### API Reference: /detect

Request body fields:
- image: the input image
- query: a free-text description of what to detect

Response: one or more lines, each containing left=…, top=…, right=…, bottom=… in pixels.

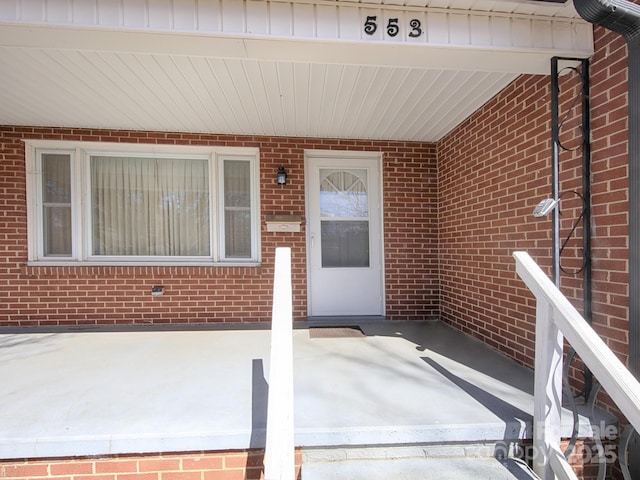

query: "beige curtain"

left=91, top=156, right=210, bottom=256
left=223, top=160, right=251, bottom=258
left=42, top=153, right=72, bottom=256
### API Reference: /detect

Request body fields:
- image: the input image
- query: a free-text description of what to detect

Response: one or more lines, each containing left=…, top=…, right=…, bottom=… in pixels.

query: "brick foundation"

left=0, top=450, right=302, bottom=480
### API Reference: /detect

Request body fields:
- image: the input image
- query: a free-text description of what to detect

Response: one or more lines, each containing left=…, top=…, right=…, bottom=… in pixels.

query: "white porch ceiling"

left=0, top=0, right=593, bottom=142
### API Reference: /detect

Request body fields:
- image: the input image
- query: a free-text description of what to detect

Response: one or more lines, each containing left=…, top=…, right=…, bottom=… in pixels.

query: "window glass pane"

left=321, top=220, right=370, bottom=268
left=91, top=156, right=210, bottom=256
left=42, top=153, right=72, bottom=256
left=320, top=169, right=368, bottom=218
left=223, top=160, right=251, bottom=258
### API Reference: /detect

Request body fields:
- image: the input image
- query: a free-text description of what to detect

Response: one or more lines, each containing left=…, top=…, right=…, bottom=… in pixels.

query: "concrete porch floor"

left=0, top=320, right=605, bottom=460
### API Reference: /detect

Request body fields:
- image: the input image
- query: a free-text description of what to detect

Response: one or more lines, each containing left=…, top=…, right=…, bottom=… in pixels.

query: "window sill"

left=26, top=260, right=262, bottom=268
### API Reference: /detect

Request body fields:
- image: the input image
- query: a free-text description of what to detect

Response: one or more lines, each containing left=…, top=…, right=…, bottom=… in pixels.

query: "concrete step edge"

left=302, top=441, right=520, bottom=463
left=300, top=456, right=541, bottom=480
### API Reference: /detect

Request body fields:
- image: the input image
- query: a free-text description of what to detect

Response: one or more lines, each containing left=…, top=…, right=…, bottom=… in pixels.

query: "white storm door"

left=306, top=153, right=384, bottom=317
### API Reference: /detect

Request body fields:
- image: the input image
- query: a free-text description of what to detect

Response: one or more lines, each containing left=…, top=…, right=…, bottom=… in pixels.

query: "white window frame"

left=24, top=140, right=261, bottom=266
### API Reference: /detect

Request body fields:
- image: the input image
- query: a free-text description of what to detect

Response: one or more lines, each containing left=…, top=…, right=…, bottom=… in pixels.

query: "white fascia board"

left=0, top=0, right=594, bottom=75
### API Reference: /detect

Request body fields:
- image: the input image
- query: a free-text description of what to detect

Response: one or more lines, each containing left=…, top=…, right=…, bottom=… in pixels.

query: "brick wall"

left=438, top=24, right=630, bottom=371
left=0, top=128, right=438, bottom=326
left=0, top=449, right=302, bottom=480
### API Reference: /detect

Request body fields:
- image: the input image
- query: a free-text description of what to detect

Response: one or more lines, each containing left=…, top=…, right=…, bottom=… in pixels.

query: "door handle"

left=310, top=233, right=315, bottom=248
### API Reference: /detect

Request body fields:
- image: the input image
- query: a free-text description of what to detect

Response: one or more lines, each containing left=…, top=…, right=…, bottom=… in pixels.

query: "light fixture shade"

left=277, top=165, right=287, bottom=185
left=533, top=198, right=559, bottom=217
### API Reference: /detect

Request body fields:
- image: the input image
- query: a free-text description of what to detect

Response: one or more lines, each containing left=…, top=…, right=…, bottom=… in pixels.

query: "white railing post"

left=514, top=250, right=640, bottom=480
left=533, top=295, right=564, bottom=480
left=263, top=247, right=295, bottom=480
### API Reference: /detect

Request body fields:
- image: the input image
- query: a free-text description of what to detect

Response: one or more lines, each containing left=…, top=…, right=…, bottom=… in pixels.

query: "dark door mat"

left=308, top=326, right=365, bottom=338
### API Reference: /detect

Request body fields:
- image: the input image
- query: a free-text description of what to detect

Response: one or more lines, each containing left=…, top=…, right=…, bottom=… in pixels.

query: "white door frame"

left=304, top=149, right=385, bottom=317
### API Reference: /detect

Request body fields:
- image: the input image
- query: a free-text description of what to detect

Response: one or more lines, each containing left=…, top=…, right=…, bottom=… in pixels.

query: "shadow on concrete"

left=422, top=356, right=537, bottom=479
left=250, top=359, right=268, bottom=477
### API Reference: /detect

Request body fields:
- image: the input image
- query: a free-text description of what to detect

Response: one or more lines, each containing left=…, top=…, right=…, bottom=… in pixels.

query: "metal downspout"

left=573, top=0, right=640, bottom=475
left=573, top=0, right=640, bottom=378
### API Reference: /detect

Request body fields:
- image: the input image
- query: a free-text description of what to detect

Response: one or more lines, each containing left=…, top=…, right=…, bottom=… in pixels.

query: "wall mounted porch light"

left=276, top=165, right=288, bottom=185
left=532, top=198, right=559, bottom=218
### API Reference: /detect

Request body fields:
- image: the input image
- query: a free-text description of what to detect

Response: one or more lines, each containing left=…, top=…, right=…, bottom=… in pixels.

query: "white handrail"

left=514, top=251, right=640, bottom=480
left=263, top=247, right=295, bottom=480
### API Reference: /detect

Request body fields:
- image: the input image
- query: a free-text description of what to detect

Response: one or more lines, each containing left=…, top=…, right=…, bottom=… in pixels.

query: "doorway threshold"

left=306, top=316, right=386, bottom=327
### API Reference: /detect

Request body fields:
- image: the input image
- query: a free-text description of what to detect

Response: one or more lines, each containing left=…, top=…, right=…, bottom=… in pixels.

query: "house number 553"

left=363, top=16, right=423, bottom=38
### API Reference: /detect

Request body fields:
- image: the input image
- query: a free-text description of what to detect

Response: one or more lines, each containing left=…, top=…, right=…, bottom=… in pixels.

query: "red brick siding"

left=438, top=25, right=630, bottom=371
left=0, top=449, right=302, bottom=480
left=0, top=128, right=438, bottom=326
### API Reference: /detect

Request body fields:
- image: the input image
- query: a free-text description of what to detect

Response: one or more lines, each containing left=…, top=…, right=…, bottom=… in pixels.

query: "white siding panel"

left=398, top=69, right=447, bottom=140
left=532, top=20, right=553, bottom=50
left=96, top=52, right=174, bottom=130
left=221, top=0, right=245, bottom=33
left=132, top=54, right=196, bottom=130
left=512, top=18, right=531, bottom=48
left=427, top=12, right=448, bottom=44
left=406, top=12, right=426, bottom=44
left=360, top=8, right=382, bottom=41
left=307, top=63, right=328, bottom=136
left=154, top=55, right=212, bottom=130
left=381, top=69, right=428, bottom=139
left=240, top=60, right=272, bottom=134
left=1, top=1, right=592, bottom=59
left=390, top=69, right=440, bottom=139
left=53, top=50, right=151, bottom=127
left=19, top=0, right=44, bottom=22
left=381, top=9, right=403, bottom=42
left=148, top=0, right=171, bottom=30
left=71, top=0, right=95, bottom=25
left=45, top=0, right=69, bottom=23
left=552, top=21, right=573, bottom=50
left=192, top=57, right=242, bottom=132
left=259, top=60, right=287, bottom=135
left=470, top=14, right=491, bottom=46
left=175, top=56, right=229, bottom=130
left=574, top=23, right=593, bottom=52
left=173, top=0, right=197, bottom=31
left=269, top=2, right=293, bottom=36
left=211, top=60, right=252, bottom=133
left=96, top=0, right=121, bottom=27
left=490, top=16, right=511, bottom=47
left=341, top=66, right=378, bottom=138
left=449, top=13, right=470, bottom=46
left=224, top=59, right=264, bottom=134
left=246, top=1, right=268, bottom=35
left=0, top=47, right=77, bottom=126
left=361, top=68, right=410, bottom=135
left=327, top=66, right=358, bottom=137
left=123, top=0, right=146, bottom=29
left=0, top=1, right=17, bottom=21
left=197, top=0, right=221, bottom=33
left=338, top=6, right=360, bottom=41
left=345, top=67, right=395, bottom=139
left=293, top=3, right=315, bottom=38
left=316, top=4, right=338, bottom=39
left=292, top=62, right=311, bottom=137
left=317, top=64, right=347, bottom=136
left=276, top=62, right=298, bottom=136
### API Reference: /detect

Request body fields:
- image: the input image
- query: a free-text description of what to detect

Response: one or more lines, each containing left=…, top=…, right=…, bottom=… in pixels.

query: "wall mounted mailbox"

left=265, top=215, right=302, bottom=232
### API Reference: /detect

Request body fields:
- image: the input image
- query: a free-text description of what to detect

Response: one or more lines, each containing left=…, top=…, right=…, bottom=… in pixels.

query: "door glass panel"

left=319, top=169, right=370, bottom=268
left=320, top=169, right=368, bottom=217
left=321, top=221, right=369, bottom=267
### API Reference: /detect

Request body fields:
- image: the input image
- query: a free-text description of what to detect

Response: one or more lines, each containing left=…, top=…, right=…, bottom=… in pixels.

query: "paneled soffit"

left=0, top=0, right=593, bottom=142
